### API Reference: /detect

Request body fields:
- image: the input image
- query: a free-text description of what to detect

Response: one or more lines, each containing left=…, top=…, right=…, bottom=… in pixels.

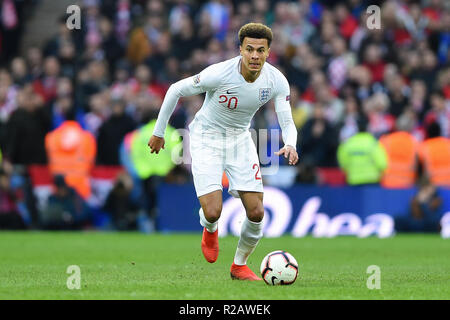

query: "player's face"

left=240, top=37, right=270, bottom=76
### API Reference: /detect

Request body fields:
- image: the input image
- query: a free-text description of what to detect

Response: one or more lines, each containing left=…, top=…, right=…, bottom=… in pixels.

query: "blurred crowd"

left=0, top=0, right=449, bottom=231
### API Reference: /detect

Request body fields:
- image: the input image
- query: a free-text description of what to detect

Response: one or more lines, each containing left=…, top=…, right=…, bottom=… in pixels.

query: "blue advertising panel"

left=157, top=184, right=450, bottom=238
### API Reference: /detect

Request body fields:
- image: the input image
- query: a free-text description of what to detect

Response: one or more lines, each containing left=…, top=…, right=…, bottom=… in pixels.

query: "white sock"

left=234, top=218, right=263, bottom=265
left=199, top=207, right=218, bottom=233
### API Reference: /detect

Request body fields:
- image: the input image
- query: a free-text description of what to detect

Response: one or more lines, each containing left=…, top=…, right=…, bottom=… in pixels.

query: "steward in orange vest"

left=45, top=121, right=96, bottom=199
left=380, top=131, right=419, bottom=188
left=418, top=122, right=450, bottom=187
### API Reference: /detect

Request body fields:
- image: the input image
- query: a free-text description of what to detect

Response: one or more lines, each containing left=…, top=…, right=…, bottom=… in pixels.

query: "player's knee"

left=246, top=205, right=264, bottom=223
left=203, top=205, right=222, bottom=223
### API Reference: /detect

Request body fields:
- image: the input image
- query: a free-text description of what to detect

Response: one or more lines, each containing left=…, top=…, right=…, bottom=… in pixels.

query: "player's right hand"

left=148, top=135, right=165, bottom=154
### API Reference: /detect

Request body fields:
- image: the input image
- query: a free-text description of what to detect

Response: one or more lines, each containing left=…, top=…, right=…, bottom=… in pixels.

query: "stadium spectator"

left=126, top=13, right=155, bottom=65
left=84, top=91, right=110, bottom=136
left=412, top=49, right=440, bottom=95
left=309, top=18, right=336, bottom=62
left=147, top=31, right=173, bottom=78
left=0, top=169, right=25, bottom=230
left=337, top=119, right=387, bottom=185
left=170, top=15, right=199, bottom=63
left=32, top=56, right=60, bottom=104
left=113, top=0, right=132, bottom=46
left=131, top=64, right=166, bottom=103
left=0, top=69, right=18, bottom=150
left=128, top=117, right=181, bottom=220
left=76, top=60, right=109, bottom=111
left=379, top=121, right=420, bottom=189
left=0, top=69, right=18, bottom=121
left=4, top=83, right=50, bottom=165
left=295, top=158, right=318, bottom=184
left=103, top=171, right=140, bottom=231
left=57, top=41, right=78, bottom=80
left=334, top=2, right=358, bottom=40
left=337, top=95, right=365, bottom=142
left=96, top=98, right=136, bottom=165
left=418, top=122, right=450, bottom=187
left=282, top=2, right=315, bottom=47
left=424, top=90, right=450, bottom=138
left=435, top=9, right=450, bottom=65
left=398, top=106, right=425, bottom=141
left=198, top=0, right=231, bottom=42
left=408, top=79, right=428, bottom=122
left=385, top=73, right=409, bottom=118
left=50, top=94, right=85, bottom=131
left=364, top=92, right=395, bottom=138
left=43, top=15, right=76, bottom=58
left=327, top=36, right=355, bottom=91
left=45, top=120, right=97, bottom=199
left=290, top=85, right=310, bottom=129
left=437, top=68, right=450, bottom=100
left=10, top=57, right=30, bottom=86
left=25, top=46, right=44, bottom=80
left=286, top=44, right=320, bottom=93
left=299, top=103, right=338, bottom=167
left=49, top=77, right=85, bottom=130
left=315, top=81, right=345, bottom=125
left=98, top=16, right=125, bottom=75
left=362, top=43, right=386, bottom=84
left=300, top=69, right=335, bottom=105
left=0, top=0, right=26, bottom=64
left=347, top=64, right=373, bottom=101
left=39, top=175, right=91, bottom=230
left=395, top=178, right=442, bottom=232
left=358, top=19, right=397, bottom=65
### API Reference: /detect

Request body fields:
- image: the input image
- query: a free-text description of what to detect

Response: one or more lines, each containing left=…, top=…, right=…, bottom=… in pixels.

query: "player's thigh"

left=198, top=190, right=223, bottom=222
left=225, top=133, right=263, bottom=198
left=190, top=132, right=225, bottom=198
left=238, top=191, right=264, bottom=222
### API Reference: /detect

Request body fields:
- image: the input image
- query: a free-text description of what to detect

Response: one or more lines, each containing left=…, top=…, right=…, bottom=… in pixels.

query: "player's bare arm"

left=148, top=135, right=165, bottom=154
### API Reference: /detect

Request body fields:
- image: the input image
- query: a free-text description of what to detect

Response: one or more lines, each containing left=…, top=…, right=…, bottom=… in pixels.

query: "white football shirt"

left=153, top=56, right=297, bottom=147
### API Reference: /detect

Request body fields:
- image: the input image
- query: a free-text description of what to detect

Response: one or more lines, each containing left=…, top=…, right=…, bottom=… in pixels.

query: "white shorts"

left=189, top=121, right=263, bottom=198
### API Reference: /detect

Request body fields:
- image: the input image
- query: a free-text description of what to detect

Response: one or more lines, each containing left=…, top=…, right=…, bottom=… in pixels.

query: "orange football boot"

left=201, top=228, right=219, bottom=263
left=230, top=262, right=262, bottom=281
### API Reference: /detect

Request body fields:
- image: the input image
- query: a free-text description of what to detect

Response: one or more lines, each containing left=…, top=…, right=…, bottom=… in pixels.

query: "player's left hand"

left=275, top=145, right=298, bottom=165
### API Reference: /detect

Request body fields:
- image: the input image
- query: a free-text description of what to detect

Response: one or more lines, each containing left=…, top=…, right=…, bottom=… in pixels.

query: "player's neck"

left=240, top=61, right=261, bottom=83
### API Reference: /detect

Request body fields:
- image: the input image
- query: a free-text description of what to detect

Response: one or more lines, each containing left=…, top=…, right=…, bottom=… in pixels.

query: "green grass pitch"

left=0, top=232, right=449, bottom=300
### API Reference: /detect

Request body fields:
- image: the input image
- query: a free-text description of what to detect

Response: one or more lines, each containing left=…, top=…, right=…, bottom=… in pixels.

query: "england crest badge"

left=259, top=88, right=271, bottom=104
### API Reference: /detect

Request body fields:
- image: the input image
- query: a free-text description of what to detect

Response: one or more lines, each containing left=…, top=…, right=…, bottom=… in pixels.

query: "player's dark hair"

left=238, top=23, right=273, bottom=47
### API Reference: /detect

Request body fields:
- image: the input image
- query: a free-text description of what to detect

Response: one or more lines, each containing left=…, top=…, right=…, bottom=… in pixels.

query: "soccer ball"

left=260, top=250, right=299, bottom=285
